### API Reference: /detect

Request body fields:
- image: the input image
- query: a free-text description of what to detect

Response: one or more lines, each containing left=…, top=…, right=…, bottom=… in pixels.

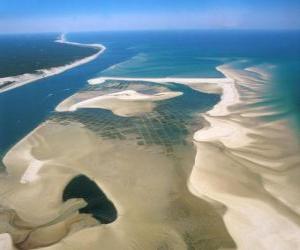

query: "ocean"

left=1, top=31, right=299, bottom=157
left=0, top=30, right=300, bottom=249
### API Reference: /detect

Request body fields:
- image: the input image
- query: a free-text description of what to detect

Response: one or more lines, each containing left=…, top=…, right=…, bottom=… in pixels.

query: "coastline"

left=0, top=34, right=106, bottom=93
left=1, top=58, right=300, bottom=249
left=190, top=64, right=300, bottom=250
left=0, top=81, right=232, bottom=249
left=88, top=62, right=300, bottom=249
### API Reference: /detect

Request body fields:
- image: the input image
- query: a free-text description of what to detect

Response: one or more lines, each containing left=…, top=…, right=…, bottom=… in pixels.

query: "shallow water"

left=0, top=81, right=233, bottom=249
left=52, top=80, right=219, bottom=148
left=1, top=30, right=300, bottom=249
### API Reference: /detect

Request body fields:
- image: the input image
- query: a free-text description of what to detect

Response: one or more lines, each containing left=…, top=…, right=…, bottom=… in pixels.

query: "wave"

left=0, top=34, right=106, bottom=93
left=100, top=53, right=148, bottom=76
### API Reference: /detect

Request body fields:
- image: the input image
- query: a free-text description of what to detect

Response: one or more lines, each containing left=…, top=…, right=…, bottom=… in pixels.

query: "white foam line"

left=0, top=33, right=106, bottom=93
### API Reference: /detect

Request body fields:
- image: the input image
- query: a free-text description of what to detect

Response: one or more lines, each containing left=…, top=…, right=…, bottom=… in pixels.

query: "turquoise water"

left=1, top=30, right=300, bottom=158
left=272, top=61, right=300, bottom=132
left=1, top=30, right=300, bottom=249
left=51, top=80, right=219, bottom=152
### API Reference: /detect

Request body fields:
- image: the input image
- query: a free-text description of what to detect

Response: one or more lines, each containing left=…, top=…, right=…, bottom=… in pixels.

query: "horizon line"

left=1, top=27, right=300, bottom=35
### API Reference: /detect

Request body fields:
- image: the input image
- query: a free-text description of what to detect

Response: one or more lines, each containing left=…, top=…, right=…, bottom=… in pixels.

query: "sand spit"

left=56, top=89, right=183, bottom=116
left=88, top=76, right=232, bottom=86
left=0, top=34, right=106, bottom=93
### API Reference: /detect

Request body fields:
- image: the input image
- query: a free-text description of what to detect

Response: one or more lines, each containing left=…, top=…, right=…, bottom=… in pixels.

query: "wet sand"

left=0, top=80, right=233, bottom=249
left=88, top=63, right=300, bottom=249
left=189, top=63, right=300, bottom=250
left=1, top=60, right=299, bottom=250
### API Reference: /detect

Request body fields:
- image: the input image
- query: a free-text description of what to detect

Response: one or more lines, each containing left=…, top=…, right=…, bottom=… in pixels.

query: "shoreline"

left=191, top=64, right=300, bottom=250
left=88, top=63, right=300, bottom=249
left=56, top=89, right=183, bottom=116
left=2, top=58, right=300, bottom=249
left=0, top=76, right=232, bottom=249
left=87, top=73, right=236, bottom=115
left=0, top=34, right=106, bottom=93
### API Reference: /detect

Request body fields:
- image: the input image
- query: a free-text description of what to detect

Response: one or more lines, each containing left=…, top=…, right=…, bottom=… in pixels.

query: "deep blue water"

left=1, top=30, right=300, bottom=159
left=0, top=33, right=98, bottom=77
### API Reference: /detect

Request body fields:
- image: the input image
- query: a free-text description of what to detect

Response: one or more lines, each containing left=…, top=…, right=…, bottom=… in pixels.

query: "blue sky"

left=0, top=0, right=300, bottom=33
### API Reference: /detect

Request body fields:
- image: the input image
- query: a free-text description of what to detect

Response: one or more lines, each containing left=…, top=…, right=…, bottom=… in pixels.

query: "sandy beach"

left=0, top=34, right=106, bottom=93
left=87, top=63, right=300, bottom=249
left=1, top=60, right=300, bottom=249
left=0, top=74, right=234, bottom=249
left=189, top=64, right=300, bottom=250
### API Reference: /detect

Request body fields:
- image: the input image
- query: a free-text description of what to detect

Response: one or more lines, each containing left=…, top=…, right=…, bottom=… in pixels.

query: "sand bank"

left=0, top=34, right=106, bottom=93
left=1, top=120, right=232, bottom=249
left=188, top=63, right=300, bottom=250
left=56, top=89, right=182, bottom=116
left=88, top=75, right=236, bottom=116
left=88, top=76, right=232, bottom=85
left=2, top=59, right=299, bottom=249
left=89, top=65, right=300, bottom=249
left=0, top=122, right=101, bottom=248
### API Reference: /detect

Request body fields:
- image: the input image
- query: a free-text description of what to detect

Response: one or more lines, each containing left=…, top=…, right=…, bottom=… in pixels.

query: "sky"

left=0, top=0, right=300, bottom=33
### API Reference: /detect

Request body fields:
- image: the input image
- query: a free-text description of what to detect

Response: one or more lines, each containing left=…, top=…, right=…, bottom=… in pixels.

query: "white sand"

left=20, top=159, right=44, bottom=184
left=88, top=76, right=232, bottom=85
left=1, top=120, right=231, bottom=249
left=193, top=115, right=253, bottom=149
left=2, top=59, right=300, bottom=249
left=56, top=89, right=183, bottom=116
left=89, top=66, right=300, bottom=249
left=0, top=34, right=106, bottom=93
left=0, top=234, right=15, bottom=250
left=87, top=76, right=236, bottom=116
left=188, top=63, right=300, bottom=250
